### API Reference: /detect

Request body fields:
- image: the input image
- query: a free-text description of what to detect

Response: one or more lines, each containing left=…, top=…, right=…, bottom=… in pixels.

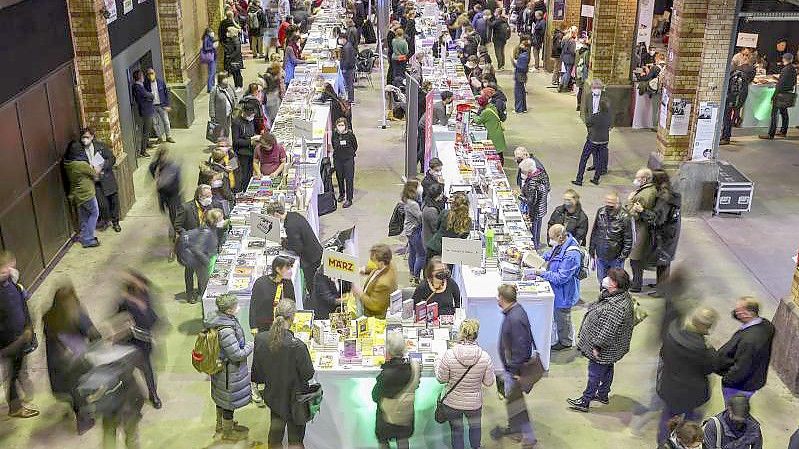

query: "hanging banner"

left=580, top=5, right=594, bottom=17
left=691, top=102, right=719, bottom=161
left=552, top=0, right=565, bottom=20
left=636, top=0, right=654, bottom=46
left=441, top=238, right=483, bottom=267
left=105, top=0, right=118, bottom=23
left=669, top=98, right=691, bottom=136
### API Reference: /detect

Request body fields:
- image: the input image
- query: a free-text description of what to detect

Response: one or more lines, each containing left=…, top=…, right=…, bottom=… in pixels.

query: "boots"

left=214, top=408, right=223, bottom=436
left=220, top=419, right=248, bottom=442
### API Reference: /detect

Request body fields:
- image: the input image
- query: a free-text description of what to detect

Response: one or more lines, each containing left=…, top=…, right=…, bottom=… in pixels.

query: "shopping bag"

left=205, top=120, right=219, bottom=143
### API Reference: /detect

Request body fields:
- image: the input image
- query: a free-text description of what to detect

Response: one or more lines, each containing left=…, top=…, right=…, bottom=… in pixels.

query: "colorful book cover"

left=343, top=338, right=358, bottom=358
left=415, top=301, right=428, bottom=323
left=426, top=303, right=439, bottom=326
left=291, top=310, right=315, bottom=334
left=408, top=352, right=422, bottom=364
left=402, top=299, right=414, bottom=320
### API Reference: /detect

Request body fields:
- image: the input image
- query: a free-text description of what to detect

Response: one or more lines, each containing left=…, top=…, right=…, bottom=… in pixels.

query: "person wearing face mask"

left=421, top=183, right=446, bottom=255
left=547, top=189, right=589, bottom=245
left=588, top=192, right=633, bottom=283
left=239, top=83, right=267, bottom=133
left=519, top=158, right=549, bottom=248
left=223, top=25, right=245, bottom=91
left=67, top=127, right=121, bottom=233
left=249, top=256, right=297, bottom=333
left=209, top=71, right=238, bottom=139
left=131, top=69, right=155, bottom=157
left=624, top=168, right=657, bottom=292
left=513, top=147, right=549, bottom=191
left=231, top=105, right=259, bottom=191
left=177, top=207, right=222, bottom=303
left=0, top=251, right=40, bottom=419
left=207, top=172, right=234, bottom=217
left=351, top=244, right=398, bottom=318
left=176, top=185, right=220, bottom=235
left=567, top=268, right=635, bottom=412
left=412, top=257, right=462, bottom=316
left=201, top=28, right=219, bottom=93
left=64, top=145, right=101, bottom=248
left=512, top=41, right=530, bottom=113
left=400, top=180, right=425, bottom=284
left=529, top=224, right=582, bottom=351
left=264, top=202, right=323, bottom=295
left=715, top=297, right=775, bottom=404
left=656, top=307, right=718, bottom=444
left=422, top=158, right=445, bottom=198
left=144, top=68, right=174, bottom=144
left=208, top=293, right=254, bottom=442
left=572, top=79, right=613, bottom=186
left=338, top=33, right=357, bottom=104
left=253, top=132, right=287, bottom=179
left=659, top=416, right=704, bottom=449
left=331, top=117, right=358, bottom=207
left=702, top=395, right=763, bottom=449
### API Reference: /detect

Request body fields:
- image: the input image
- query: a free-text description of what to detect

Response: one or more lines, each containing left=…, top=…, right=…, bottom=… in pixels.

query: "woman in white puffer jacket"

left=435, top=319, right=496, bottom=449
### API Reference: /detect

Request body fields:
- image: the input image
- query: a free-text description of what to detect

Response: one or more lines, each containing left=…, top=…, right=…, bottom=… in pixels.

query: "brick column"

left=157, top=0, right=196, bottom=127
left=544, top=0, right=581, bottom=71
left=67, top=0, right=135, bottom=217
left=587, top=0, right=638, bottom=125
left=208, top=0, right=224, bottom=40
left=656, top=0, right=735, bottom=163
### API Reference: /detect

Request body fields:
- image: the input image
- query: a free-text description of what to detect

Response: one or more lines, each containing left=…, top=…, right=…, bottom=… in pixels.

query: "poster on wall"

left=553, top=0, right=565, bottom=20
left=580, top=5, right=594, bottom=17
left=669, top=98, right=691, bottom=136
left=636, top=0, right=654, bottom=46
left=691, top=102, right=719, bottom=161
left=105, top=0, right=118, bottom=23
left=659, top=89, right=670, bottom=129
left=123, top=0, right=133, bottom=13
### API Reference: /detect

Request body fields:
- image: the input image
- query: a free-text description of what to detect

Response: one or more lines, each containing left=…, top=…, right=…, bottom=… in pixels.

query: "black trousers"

left=334, top=157, right=355, bottom=201
left=630, top=259, right=644, bottom=290
left=237, top=154, right=253, bottom=192
left=96, top=189, right=120, bottom=224
left=160, top=193, right=181, bottom=241
left=140, top=115, right=155, bottom=154
left=134, top=346, right=157, bottom=399
left=494, top=41, right=506, bottom=69
left=301, top=260, right=319, bottom=295
left=230, top=68, right=243, bottom=89
left=268, top=411, right=306, bottom=446
left=185, top=265, right=210, bottom=298
left=3, top=354, right=25, bottom=412
left=575, top=140, right=608, bottom=183
left=768, top=105, right=789, bottom=137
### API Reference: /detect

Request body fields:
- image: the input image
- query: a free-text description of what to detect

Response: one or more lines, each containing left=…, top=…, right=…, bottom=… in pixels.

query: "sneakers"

left=337, top=196, right=345, bottom=203
left=571, top=180, right=583, bottom=187
left=112, top=222, right=122, bottom=233
left=166, top=137, right=176, bottom=143
left=81, top=239, right=100, bottom=248
left=567, top=397, right=590, bottom=412
left=9, top=407, right=39, bottom=418
left=551, top=343, right=573, bottom=351
left=719, top=138, right=730, bottom=145
left=343, top=200, right=352, bottom=208
left=758, top=134, right=774, bottom=140
left=589, top=178, right=600, bottom=186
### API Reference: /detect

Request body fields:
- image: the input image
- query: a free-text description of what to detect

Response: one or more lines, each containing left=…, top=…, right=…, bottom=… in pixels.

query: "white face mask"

left=416, top=185, right=424, bottom=198
left=549, top=238, right=560, bottom=247
left=211, top=179, right=223, bottom=188
left=592, top=89, right=602, bottom=96
left=601, top=277, right=612, bottom=290
left=216, top=220, right=226, bottom=229
left=81, top=137, right=92, bottom=147
left=199, top=197, right=213, bottom=207
left=337, top=126, right=346, bottom=133
left=633, top=179, right=642, bottom=187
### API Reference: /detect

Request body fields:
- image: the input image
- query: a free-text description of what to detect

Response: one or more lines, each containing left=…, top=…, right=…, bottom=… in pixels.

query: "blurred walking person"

left=148, top=148, right=182, bottom=245
left=568, top=268, right=635, bottom=412
left=43, top=282, right=100, bottom=432
left=253, top=299, right=315, bottom=448
left=209, top=293, right=254, bottom=442
left=641, top=170, right=682, bottom=297
left=625, top=168, right=658, bottom=292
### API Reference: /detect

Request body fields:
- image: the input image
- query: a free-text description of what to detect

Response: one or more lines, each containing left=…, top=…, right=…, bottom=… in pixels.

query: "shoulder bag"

left=773, top=87, right=797, bottom=109
left=435, top=361, right=475, bottom=423
left=516, top=336, right=545, bottom=394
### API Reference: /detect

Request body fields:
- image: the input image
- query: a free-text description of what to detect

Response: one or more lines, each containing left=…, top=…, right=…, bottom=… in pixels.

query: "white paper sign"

left=441, top=238, right=483, bottom=267
left=322, top=249, right=359, bottom=282
left=105, top=0, right=118, bottom=23
left=636, top=0, right=654, bottom=45
left=580, top=4, right=594, bottom=17
left=123, top=0, right=134, bottom=13
left=659, top=89, right=670, bottom=130
left=249, top=212, right=281, bottom=243
left=669, top=98, right=691, bottom=136
left=736, top=32, right=758, bottom=49
left=691, top=101, right=719, bottom=160
left=294, top=118, right=313, bottom=141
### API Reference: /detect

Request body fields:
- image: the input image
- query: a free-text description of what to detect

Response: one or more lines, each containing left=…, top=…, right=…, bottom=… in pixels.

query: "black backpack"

left=388, top=202, right=405, bottom=237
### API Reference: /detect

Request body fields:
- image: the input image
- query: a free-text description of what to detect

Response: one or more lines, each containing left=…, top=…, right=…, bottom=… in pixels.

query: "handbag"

left=317, top=190, right=338, bottom=216
left=22, top=331, right=39, bottom=355
left=516, top=337, right=545, bottom=394
left=206, top=120, right=219, bottom=143
left=773, top=91, right=797, bottom=108
left=291, top=383, right=324, bottom=423
left=434, top=362, right=475, bottom=423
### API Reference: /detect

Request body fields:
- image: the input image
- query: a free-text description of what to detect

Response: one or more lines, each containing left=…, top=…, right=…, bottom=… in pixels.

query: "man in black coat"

left=265, top=202, right=323, bottom=295
left=131, top=69, right=155, bottom=158
left=231, top=105, right=258, bottom=192
left=67, top=127, right=121, bottom=232
left=175, top=185, right=221, bottom=234
left=716, top=297, right=775, bottom=403
left=588, top=192, right=632, bottom=283
left=656, top=307, right=718, bottom=443
left=573, top=79, right=613, bottom=186
left=759, top=53, right=797, bottom=140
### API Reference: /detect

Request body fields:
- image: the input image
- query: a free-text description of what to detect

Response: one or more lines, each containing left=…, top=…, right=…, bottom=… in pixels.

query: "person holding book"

left=412, top=257, right=462, bottom=316
left=249, top=255, right=296, bottom=333
left=435, top=319, right=495, bottom=449
left=352, top=244, right=398, bottom=319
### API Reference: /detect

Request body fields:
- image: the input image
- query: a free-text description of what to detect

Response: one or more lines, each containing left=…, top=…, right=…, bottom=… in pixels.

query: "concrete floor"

left=2, top=42, right=799, bottom=449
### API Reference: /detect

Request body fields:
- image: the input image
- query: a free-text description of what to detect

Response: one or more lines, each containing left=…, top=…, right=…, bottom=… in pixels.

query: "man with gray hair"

left=572, top=79, right=612, bottom=186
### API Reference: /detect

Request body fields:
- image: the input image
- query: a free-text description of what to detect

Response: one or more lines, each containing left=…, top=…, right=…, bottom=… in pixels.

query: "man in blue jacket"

left=532, top=224, right=581, bottom=350
left=131, top=69, right=155, bottom=157
left=144, top=68, right=175, bottom=144
left=491, top=284, right=537, bottom=449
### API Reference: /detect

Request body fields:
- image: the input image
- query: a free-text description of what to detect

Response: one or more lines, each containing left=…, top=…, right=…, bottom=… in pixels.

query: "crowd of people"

left=3, top=0, right=797, bottom=448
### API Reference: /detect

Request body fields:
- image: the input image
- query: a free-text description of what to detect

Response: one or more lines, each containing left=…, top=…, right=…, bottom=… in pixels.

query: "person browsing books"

left=412, top=257, right=462, bottom=316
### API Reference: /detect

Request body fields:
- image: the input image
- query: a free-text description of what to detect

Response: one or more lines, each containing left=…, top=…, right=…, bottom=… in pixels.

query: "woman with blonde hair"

left=435, top=319, right=495, bottom=449
left=426, top=192, right=473, bottom=258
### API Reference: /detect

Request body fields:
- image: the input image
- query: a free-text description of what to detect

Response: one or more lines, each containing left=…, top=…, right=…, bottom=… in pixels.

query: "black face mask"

left=434, top=270, right=451, bottom=281
left=731, top=310, right=743, bottom=322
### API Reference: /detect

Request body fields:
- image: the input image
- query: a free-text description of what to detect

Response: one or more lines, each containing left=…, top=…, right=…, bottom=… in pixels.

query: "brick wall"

left=793, top=267, right=799, bottom=307
left=589, top=0, right=637, bottom=86
left=544, top=0, right=581, bottom=71
left=158, top=0, right=187, bottom=84
left=67, top=0, right=124, bottom=158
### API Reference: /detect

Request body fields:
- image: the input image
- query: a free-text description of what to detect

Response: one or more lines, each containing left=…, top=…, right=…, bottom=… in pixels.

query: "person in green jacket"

left=64, top=159, right=100, bottom=248
left=391, top=28, right=410, bottom=88
left=473, top=95, right=508, bottom=163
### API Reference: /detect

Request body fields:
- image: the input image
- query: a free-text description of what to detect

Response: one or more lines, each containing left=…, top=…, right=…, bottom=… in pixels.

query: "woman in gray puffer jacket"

left=210, top=293, right=254, bottom=442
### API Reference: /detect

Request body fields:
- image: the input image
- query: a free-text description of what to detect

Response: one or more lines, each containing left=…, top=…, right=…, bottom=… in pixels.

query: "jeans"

left=494, top=41, right=506, bottom=69
left=581, top=360, right=614, bottom=402
left=530, top=217, right=542, bottom=248
left=334, top=157, right=355, bottom=201
left=392, top=60, right=407, bottom=88
left=575, top=140, right=607, bottom=183
left=268, top=410, right=306, bottom=446
left=96, top=190, right=120, bottom=224
left=206, top=60, right=216, bottom=93
left=217, top=406, right=234, bottom=420
left=184, top=264, right=210, bottom=298
left=560, top=64, right=574, bottom=90
left=342, top=68, right=356, bottom=103
left=3, top=354, right=25, bottom=412
left=152, top=105, right=171, bottom=140
left=78, top=198, right=99, bottom=245
left=502, top=371, right=536, bottom=444
left=721, top=386, right=755, bottom=404
left=140, top=115, right=154, bottom=154
left=595, top=257, right=624, bottom=284
left=407, top=227, right=425, bottom=278
left=514, top=80, right=527, bottom=112
left=102, top=413, right=141, bottom=449
left=657, top=407, right=701, bottom=444
left=553, top=307, right=573, bottom=346
left=442, top=403, right=482, bottom=449
left=768, top=105, right=789, bottom=137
